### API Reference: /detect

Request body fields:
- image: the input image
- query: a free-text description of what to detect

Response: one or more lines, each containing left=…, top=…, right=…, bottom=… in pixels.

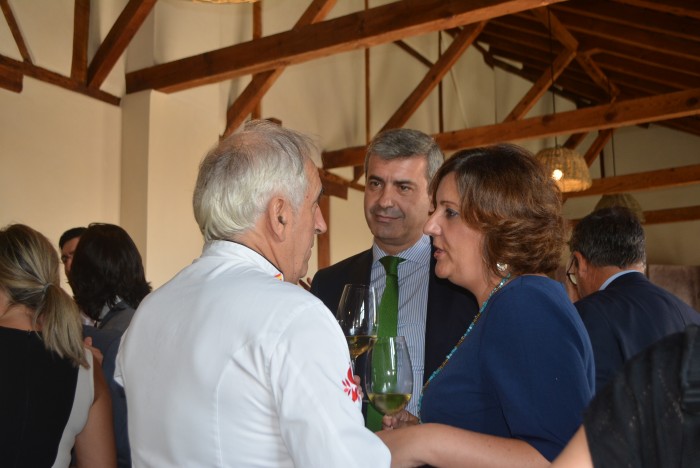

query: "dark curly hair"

left=69, top=223, right=151, bottom=321
left=430, top=144, right=565, bottom=279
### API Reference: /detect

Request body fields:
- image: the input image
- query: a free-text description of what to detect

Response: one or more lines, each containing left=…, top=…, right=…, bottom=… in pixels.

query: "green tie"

left=377, top=256, right=404, bottom=337
left=368, top=255, right=405, bottom=431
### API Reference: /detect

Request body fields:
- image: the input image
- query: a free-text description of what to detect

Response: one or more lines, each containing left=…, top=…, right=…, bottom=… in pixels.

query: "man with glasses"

left=568, top=206, right=700, bottom=393
left=59, top=226, right=86, bottom=278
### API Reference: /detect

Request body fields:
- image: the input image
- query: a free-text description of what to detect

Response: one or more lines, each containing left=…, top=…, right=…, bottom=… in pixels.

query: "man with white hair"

left=116, top=120, right=390, bottom=467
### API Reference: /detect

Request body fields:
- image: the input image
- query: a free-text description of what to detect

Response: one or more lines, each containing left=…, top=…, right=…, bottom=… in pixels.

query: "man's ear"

left=573, top=251, right=588, bottom=275
left=267, top=196, right=290, bottom=241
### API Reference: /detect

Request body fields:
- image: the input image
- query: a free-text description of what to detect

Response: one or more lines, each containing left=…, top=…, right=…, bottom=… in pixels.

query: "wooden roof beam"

left=529, top=7, right=620, bottom=99
left=0, top=61, right=22, bottom=92
left=126, top=0, right=565, bottom=94
left=564, top=132, right=588, bottom=150
left=570, top=205, right=700, bottom=225
left=610, top=0, right=700, bottom=21
left=0, top=55, right=120, bottom=105
left=224, top=0, right=337, bottom=138
left=566, top=163, right=700, bottom=198
left=558, top=12, right=700, bottom=62
left=71, top=0, right=90, bottom=82
left=322, top=88, right=700, bottom=168
left=0, top=0, right=31, bottom=63
left=381, top=22, right=485, bottom=131
left=87, top=0, right=157, bottom=89
left=552, top=1, right=700, bottom=41
left=582, top=129, right=613, bottom=166
left=643, top=205, right=700, bottom=225
left=503, top=48, right=576, bottom=122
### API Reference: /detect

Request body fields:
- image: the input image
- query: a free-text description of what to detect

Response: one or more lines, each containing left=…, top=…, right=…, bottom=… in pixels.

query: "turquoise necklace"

left=418, top=273, right=511, bottom=421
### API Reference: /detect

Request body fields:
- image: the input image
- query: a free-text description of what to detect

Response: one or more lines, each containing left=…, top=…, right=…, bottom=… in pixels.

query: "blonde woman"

left=0, top=224, right=116, bottom=468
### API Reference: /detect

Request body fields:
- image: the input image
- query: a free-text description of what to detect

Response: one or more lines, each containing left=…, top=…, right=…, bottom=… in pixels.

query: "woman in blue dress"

left=378, top=144, right=595, bottom=467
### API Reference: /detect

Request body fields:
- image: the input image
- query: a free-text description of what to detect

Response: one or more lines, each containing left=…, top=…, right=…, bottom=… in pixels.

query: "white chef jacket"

left=115, top=241, right=390, bottom=467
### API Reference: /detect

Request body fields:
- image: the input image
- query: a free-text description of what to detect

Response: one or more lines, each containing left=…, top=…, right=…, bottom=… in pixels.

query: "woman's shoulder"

left=499, top=274, right=567, bottom=303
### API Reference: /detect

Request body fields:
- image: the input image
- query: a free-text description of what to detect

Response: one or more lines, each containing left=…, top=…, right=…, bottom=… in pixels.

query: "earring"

left=496, top=262, right=508, bottom=273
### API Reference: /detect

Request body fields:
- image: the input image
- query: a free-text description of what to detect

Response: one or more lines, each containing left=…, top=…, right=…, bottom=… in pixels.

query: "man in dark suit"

left=568, top=206, right=700, bottom=393
left=83, top=325, right=131, bottom=468
left=311, top=128, right=478, bottom=419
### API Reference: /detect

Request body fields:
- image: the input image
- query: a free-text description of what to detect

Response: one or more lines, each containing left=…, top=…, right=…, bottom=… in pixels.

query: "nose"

left=377, top=187, right=394, bottom=208
left=423, top=211, right=440, bottom=236
left=315, top=205, right=327, bottom=235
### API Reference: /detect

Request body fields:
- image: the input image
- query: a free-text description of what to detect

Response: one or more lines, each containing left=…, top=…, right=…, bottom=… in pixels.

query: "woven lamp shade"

left=535, top=146, right=592, bottom=192
left=594, top=193, right=646, bottom=223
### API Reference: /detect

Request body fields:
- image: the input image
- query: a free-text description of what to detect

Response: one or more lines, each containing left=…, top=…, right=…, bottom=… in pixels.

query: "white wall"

left=1, top=0, right=699, bottom=291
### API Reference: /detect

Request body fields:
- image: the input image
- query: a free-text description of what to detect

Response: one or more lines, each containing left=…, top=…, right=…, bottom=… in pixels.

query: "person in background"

left=69, top=223, right=151, bottom=334
left=311, top=128, right=478, bottom=425
left=59, top=226, right=86, bottom=278
left=552, top=324, right=700, bottom=468
left=568, top=206, right=700, bottom=393
left=0, top=224, right=116, bottom=468
left=69, top=222, right=150, bottom=468
left=379, top=144, right=594, bottom=467
left=116, top=120, right=390, bottom=467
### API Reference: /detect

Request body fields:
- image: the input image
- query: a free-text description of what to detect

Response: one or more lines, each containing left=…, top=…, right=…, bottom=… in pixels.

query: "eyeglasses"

left=566, top=258, right=578, bottom=286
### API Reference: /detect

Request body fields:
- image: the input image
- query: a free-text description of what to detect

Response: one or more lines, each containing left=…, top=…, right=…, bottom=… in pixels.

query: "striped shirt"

left=371, top=234, right=431, bottom=414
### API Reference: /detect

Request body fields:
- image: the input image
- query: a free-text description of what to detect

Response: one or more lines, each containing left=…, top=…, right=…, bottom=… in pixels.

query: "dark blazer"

left=83, top=325, right=131, bottom=468
left=575, top=271, right=700, bottom=393
left=311, top=247, right=479, bottom=384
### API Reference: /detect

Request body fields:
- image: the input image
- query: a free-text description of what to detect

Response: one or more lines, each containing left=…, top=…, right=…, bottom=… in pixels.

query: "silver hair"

left=364, top=128, right=444, bottom=184
left=193, top=120, right=317, bottom=242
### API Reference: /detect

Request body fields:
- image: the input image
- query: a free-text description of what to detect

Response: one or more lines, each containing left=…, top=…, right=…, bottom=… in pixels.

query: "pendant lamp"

left=535, top=146, right=592, bottom=192
left=535, top=9, right=592, bottom=193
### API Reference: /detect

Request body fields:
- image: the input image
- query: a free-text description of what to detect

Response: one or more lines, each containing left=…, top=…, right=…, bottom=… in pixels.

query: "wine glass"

left=364, top=336, right=413, bottom=416
left=335, top=284, right=378, bottom=370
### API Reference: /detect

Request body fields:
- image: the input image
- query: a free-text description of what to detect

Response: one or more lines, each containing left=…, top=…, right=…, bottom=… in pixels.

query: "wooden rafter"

left=529, top=7, right=620, bottom=98
left=582, top=129, right=613, bottom=166
left=1, top=0, right=30, bottom=62
left=570, top=205, right=700, bottom=225
left=250, top=0, right=262, bottom=120
left=71, top=0, right=90, bottom=82
left=126, top=0, right=565, bottom=94
left=394, top=40, right=433, bottom=68
left=436, top=88, right=700, bottom=151
left=0, top=55, right=120, bottom=105
left=322, top=88, right=700, bottom=169
left=561, top=16, right=700, bottom=63
left=381, top=22, right=485, bottom=131
left=504, top=48, right=576, bottom=122
left=223, top=0, right=337, bottom=138
left=87, top=0, right=157, bottom=89
left=642, top=205, right=700, bottom=225
left=554, top=1, right=700, bottom=41
left=0, top=61, right=22, bottom=92
left=566, top=164, right=700, bottom=198
left=612, top=0, right=700, bottom=21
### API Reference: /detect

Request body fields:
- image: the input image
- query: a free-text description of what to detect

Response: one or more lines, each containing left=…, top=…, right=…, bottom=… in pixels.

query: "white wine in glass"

left=335, top=284, right=378, bottom=370
left=365, top=336, right=413, bottom=416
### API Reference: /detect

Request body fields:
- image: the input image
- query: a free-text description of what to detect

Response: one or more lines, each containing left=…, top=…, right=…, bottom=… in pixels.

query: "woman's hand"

left=382, top=409, right=419, bottom=430
left=83, top=336, right=104, bottom=366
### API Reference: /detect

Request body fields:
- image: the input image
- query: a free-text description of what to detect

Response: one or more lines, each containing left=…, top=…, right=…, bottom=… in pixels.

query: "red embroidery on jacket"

left=342, top=366, right=359, bottom=402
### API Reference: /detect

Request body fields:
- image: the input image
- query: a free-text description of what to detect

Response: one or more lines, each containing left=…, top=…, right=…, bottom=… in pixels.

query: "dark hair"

left=59, top=227, right=86, bottom=249
left=430, top=143, right=565, bottom=278
left=70, top=223, right=152, bottom=320
left=569, top=206, right=646, bottom=268
left=365, top=128, right=444, bottom=185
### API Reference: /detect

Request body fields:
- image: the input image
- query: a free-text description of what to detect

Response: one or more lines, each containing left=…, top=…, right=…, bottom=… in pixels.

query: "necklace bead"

left=418, top=273, right=511, bottom=421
